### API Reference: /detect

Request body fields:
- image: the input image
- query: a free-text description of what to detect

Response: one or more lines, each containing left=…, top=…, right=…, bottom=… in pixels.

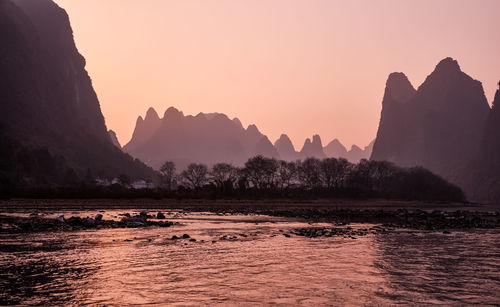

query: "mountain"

left=371, top=72, right=417, bottom=163
left=348, top=140, right=374, bottom=162
left=323, top=139, right=374, bottom=162
left=274, top=134, right=299, bottom=161
left=299, top=135, right=327, bottom=159
left=125, top=107, right=161, bottom=153
left=0, top=0, right=156, bottom=189
left=323, top=139, right=348, bottom=158
left=471, top=82, right=500, bottom=202
left=123, top=107, right=280, bottom=170
left=371, top=57, right=491, bottom=198
left=108, top=130, right=121, bottom=149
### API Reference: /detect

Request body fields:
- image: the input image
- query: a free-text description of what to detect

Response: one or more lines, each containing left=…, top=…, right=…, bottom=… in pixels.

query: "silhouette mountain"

left=323, top=139, right=348, bottom=158
left=323, top=139, right=374, bottom=162
left=470, top=82, right=500, bottom=202
left=108, top=130, right=121, bottom=149
left=124, top=107, right=280, bottom=170
left=371, top=57, right=491, bottom=198
left=300, top=135, right=327, bottom=159
left=125, top=107, right=162, bottom=153
left=346, top=141, right=374, bottom=163
left=274, top=134, right=299, bottom=161
left=0, top=0, right=155, bottom=187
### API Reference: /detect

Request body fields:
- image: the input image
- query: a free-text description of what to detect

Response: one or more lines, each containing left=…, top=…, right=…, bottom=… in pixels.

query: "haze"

left=54, top=0, right=500, bottom=148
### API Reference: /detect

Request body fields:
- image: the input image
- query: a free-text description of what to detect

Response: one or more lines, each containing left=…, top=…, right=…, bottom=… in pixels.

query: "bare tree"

left=244, top=156, right=278, bottom=189
left=298, top=158, right=322, bottom=188
left=181, top=163, right=208, bottom=189
left=160, top=161, right=176, bottom=190
left=117, top=174, right=131, bottom=187
left=276, top=160, right=297, bottom=189
left=211, top=163, right=238, bottom=189
left=320, top=158, right=352, bottom=189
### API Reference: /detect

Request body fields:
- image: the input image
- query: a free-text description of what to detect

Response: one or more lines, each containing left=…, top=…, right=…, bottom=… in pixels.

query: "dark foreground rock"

left=291, top=226, right=374, bottom=238
left=0, top=213, right=174, bottom=233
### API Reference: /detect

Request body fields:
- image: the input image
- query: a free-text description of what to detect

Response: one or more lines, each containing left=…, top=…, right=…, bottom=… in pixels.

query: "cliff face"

left=371, top=72, right=416, bottom=163
left=0, top=0, right=155, bottom=186
left=371, top=58, right=491, bottom=199
left=472, top=82, right=500, bottom=202
left=124, top=107, right=279, bottom=170
left=108, top=130, right=121, bottom=149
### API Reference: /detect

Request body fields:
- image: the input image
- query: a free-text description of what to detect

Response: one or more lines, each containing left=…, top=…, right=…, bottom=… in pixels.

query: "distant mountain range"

left=0, top=0, right=156, bottom=188
left=371, top=57, right=500, bottom=203
left=123, top=107, right=373, bottom=170
left=123, top=107, right=278, bottom=170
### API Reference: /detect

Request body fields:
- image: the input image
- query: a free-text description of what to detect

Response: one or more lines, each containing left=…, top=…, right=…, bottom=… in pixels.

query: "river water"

left=0, top=210, right=499, bottom=305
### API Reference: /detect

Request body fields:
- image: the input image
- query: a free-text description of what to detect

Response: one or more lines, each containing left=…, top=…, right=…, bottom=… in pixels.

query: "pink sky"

left=54, top=0, right=500, bottom=149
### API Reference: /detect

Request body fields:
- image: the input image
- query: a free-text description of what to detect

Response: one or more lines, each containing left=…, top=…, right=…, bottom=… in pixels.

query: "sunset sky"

left=54, top=0, right=500, bottom=149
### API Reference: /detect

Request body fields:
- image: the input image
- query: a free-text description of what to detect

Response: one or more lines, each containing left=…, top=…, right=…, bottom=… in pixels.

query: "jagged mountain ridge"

left=125, top=107, right=373, bottom=169
left=123, top=107, right=279, bottom=170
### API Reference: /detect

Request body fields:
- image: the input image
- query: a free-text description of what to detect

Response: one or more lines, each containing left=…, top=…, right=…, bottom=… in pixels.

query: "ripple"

left=0, top=210, right=499, bottom=305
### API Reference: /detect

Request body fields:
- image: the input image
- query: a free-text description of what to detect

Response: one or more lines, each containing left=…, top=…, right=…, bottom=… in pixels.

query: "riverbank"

left=1, top=199, right=499, bottom=231
left=0, top=198, right=498, bottom=211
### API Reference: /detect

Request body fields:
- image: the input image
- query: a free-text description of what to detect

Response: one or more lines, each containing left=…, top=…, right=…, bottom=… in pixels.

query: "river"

left=0, top=210, right=499, bottom=305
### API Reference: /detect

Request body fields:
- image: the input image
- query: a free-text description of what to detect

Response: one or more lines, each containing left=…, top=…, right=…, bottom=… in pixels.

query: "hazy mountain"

left=0, top=0, right=155, bottom=188
left=323, top=139, right=374, bottom=163
left=300, top=135, right=327, bottom=159
left=371, top=57, right=491, bottom=198
left=274, top=134, right=299, bottom=161
left=125, top=107, right=161, bottom=153
left=323, top=139, right=348, bottom=158
left=124, top=107, right=280, bottom=170
left=345, top=143, right=372, bottom=163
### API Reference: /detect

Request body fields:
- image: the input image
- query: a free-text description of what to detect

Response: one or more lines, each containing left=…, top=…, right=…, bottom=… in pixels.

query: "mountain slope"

left=300, top=135, right=326, bottom=159
left=0, top=0, right=156, bottom=187
left=274, top=134, right=299, bottom=161
left=471, top=82, right=500, bottom=202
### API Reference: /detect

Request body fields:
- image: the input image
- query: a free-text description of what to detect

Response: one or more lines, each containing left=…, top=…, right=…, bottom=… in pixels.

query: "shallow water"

left=0, top=210, right=499, bottom=305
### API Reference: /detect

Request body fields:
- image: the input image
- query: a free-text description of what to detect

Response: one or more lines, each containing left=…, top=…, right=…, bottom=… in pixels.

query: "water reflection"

left=0, top=210, right=498, bottom=305
left=374, top=230, right=500, bottom=305
left=0, top=233, right=99, bottom=305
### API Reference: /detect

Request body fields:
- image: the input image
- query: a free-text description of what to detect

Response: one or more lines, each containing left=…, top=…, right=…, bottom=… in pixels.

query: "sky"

left=54, top=0, right=500, bottom=149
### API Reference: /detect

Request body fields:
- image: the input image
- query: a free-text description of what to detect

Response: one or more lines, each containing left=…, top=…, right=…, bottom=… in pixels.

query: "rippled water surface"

left=1, top=210, right=499, bottom=305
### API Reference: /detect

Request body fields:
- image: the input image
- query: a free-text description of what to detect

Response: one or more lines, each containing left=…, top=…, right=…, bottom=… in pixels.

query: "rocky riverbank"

left=1, top=199, right=499, bottom=233
left=195, top=207, right=500, bottom=230
left=0, top=211, right=174, bottom=233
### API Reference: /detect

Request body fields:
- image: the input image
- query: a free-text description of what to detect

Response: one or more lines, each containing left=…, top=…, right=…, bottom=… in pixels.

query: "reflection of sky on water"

left=0, top=210, right=498, bottom=305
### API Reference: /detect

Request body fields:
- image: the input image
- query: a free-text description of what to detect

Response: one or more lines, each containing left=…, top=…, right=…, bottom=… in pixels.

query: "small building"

left=131, top=179, right=154, bottom=189
left=94, top=177, right=111, bottom=186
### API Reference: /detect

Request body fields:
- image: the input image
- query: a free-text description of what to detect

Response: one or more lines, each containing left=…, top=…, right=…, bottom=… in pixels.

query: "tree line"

left=152, top=156, right=464, bottom=201
left=1, top=150, right=465, bottom=201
